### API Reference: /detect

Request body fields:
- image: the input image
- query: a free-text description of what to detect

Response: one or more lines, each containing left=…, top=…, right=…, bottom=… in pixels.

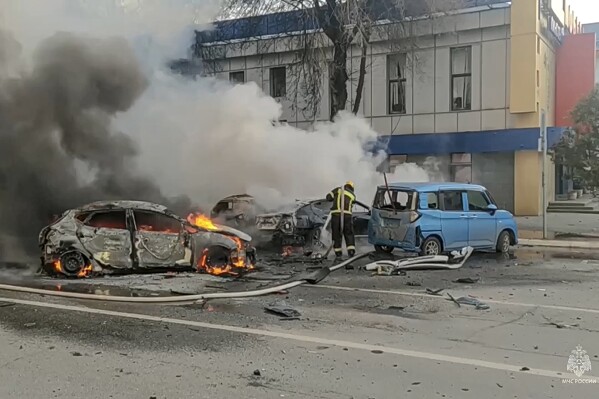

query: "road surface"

left=0, top=247, right=597, bottom=398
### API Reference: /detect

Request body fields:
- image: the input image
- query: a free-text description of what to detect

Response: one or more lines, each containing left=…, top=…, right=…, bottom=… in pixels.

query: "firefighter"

left=326, top=181, right=356, bottom=259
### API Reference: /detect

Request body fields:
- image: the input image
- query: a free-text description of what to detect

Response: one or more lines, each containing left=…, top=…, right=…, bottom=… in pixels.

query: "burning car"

left=210, top=194, right=261, bottom=228
left=39, top=201, right=256, bottom=278
left=255, top=199, right=371, bottom=252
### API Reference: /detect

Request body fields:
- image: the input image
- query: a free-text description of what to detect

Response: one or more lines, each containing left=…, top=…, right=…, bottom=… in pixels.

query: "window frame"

left=387, top=53, right=407, bottom=115
left=450, top=152, right=472, bottom=183
left=229, top=70, right=245, bottom=84
left=132, top=210, right=183, bottom=234
left=81, top=210, right=128, bottom=231
left=423, top=192, right=440, bottom=210
left=440, top=190, right=465, bottom=212
left=450, top=46, right=472, bottom=111
left=269, top=66, right=287, bottom=98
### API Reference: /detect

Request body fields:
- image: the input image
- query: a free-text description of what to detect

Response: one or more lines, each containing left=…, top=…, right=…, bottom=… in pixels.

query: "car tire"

left=421, top=237, right=442, bottom=256
left=59, top=250, right=88, bottom=277
left=496, top=231, right=511, bottom=253
left=374, top=245, right=394, bottom=254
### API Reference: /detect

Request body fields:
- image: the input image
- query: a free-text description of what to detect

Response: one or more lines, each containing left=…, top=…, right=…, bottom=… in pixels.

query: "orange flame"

left=53, top=260, right=93, bottom=278
left=187, top=213, right=218, bottom=231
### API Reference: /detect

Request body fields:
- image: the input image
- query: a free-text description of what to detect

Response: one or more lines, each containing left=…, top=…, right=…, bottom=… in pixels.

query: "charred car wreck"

left=255, top=199, right=371, bottom=252
left=39, top=201, right=256, bottom=278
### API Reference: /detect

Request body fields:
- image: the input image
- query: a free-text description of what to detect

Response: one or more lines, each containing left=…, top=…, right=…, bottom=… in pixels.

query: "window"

left=373, top=189, right=415, bottom=211
left=388, top=54, right=407, bottom=114
left=450, top=153, right=472, bottom=183
left=450, top=47, right=472, bottom=111
left=270, top=67, right=286, bottom=98
left=425, top=192, right=440, bottom=210
left=229, top=71, right=245, bottom=84
left=84, top=211, right=127, bottom=230
left=467, top=190, right=490, bottom=211
left=134, top=211, right=182, bottom=234
left=441, top=191, right=464, bottom=211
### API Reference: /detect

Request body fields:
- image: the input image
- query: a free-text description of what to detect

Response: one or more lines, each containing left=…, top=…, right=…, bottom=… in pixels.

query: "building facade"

left=195, top=0, right=595, bottom=216
left=583, top=22, right=599, bottom=83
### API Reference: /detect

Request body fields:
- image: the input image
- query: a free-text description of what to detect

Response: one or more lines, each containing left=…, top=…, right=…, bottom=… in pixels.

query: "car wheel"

left=421, top=237, right=442, bottom=256
left=202, top=246, right=230, bottom=270
left=374, top=245, right=394, bottom=254
left=496, top=231, right=511, bottom=253
left=59, top=251, right=87, bottom=277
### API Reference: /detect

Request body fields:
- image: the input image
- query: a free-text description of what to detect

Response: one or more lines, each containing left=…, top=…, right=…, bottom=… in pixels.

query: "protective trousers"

left=331, top=213, right=355, bottom=257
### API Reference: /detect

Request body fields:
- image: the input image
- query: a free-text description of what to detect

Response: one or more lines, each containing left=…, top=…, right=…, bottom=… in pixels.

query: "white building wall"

left=201, top=7, right=512, bottom=135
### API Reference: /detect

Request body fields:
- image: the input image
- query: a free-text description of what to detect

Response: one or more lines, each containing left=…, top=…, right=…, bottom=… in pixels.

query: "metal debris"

left=542, top=315, right=579, bottom=329
left=425, top=288, right=444, bottom=296
left=264, top=304, right=301, bottom=319
left=453, top=277, right=479, bottom=284
left=365, top=247, right=474, bottom=273
left=450, top=296, right=490, bottom=310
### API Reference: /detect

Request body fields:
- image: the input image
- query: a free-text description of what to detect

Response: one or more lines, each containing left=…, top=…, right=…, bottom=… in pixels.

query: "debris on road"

left=453, top=277, right=479, bottom=284
left=365, top=246, right=474, bottom=274
left=264, top=304, right=301, bottom=319
left=253, top=369, right=261, bottom=376
left=425, top=288, right=444, bottom=296
left=542, top=315, right=579, bottom=329
left=406, top=281, right=422, bottom=287
left=446, top=293, right=490, bottom=310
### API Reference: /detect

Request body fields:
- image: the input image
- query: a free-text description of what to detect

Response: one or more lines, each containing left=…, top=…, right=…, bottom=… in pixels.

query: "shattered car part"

left=39, top=201, right=256, bottom=278
left=365, top=247, right=474, bottom=272
left=264, top=304, right=301, bottom=319
left=210, top=194, right=262, bottom=228
left=450, top=296, right=490, bottom=310
left=254, top=198, right=371, bottom=252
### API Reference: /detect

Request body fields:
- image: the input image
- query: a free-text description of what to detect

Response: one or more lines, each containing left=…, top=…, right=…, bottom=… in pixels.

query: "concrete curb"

left=519, top=238, right=599, bottom=249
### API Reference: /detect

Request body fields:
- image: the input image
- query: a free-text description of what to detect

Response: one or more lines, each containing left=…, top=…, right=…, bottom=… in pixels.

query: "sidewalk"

left=517, top=213, right=599, bottom=249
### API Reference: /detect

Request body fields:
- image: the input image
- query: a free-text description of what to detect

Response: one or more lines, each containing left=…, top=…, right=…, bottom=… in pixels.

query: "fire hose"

left=0, top=253, right=371, bottom=304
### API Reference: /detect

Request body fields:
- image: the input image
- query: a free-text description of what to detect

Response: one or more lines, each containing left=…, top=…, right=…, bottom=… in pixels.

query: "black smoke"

left=0, top=31, right=190, bottom=259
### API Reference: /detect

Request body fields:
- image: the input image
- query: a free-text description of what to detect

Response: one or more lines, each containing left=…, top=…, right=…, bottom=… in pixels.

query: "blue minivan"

left=367, top=183, right=518, bottom=255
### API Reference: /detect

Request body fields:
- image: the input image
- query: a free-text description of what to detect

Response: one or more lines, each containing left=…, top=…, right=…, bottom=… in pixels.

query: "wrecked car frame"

left=39, top=201, right=256, bottom=278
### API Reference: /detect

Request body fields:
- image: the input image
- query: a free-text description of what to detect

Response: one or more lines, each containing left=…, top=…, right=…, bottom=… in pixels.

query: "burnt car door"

left=132, top=210, right=190, bottom=269
left=352, top=201, right=371, bottom=235
left=76, top=209, right=133, bottom=270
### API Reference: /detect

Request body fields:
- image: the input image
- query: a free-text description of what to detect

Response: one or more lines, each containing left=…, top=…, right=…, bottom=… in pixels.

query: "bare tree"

left=196, top=0, right=467, bottom=121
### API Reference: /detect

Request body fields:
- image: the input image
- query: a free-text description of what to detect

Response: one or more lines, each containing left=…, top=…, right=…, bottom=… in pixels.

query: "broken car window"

left=134, top=211, right=182, bottom=234
left=374, top=189, right=414, bottom=211
left=441, top=191, right=464, bottom=211
left=84, top=211, right=127, bottom=230
left=426, top=192, right=439, bottom=209
left=467, top=190, right=490, bottom=211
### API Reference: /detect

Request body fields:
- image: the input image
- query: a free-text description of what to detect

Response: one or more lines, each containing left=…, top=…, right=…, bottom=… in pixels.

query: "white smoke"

left=1, top=0, right=429, bottom=212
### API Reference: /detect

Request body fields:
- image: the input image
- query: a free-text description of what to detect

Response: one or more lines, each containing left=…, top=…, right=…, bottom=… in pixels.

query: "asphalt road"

left=0, top=247, right=598, bottom=398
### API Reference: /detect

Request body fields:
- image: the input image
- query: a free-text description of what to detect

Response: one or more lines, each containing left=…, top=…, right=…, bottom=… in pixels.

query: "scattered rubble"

left=542, top=315, right=579, bottom=329
left=453, top=277, right=479, bottom=284
left=446, top=293, right=490, bottom=310
left=365, top=247, right=474, bottom=274
left=425, top=288, right=444, bottom=296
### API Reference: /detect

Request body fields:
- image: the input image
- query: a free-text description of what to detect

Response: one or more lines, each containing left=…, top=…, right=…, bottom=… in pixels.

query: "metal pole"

left=541, top=109, right=547, bottom=239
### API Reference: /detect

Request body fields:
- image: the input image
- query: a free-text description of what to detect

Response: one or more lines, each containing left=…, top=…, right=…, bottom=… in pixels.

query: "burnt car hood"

left=210, top=224, right=252, bottom=242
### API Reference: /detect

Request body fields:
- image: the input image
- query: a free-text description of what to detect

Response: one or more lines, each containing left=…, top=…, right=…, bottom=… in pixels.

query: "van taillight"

left=410, top=211, right=421, bottom=223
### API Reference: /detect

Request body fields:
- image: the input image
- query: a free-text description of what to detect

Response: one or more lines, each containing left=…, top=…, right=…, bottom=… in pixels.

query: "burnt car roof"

left=218, top=194, right=254, bottom=201
left=75, top=200, right=172, bottom=214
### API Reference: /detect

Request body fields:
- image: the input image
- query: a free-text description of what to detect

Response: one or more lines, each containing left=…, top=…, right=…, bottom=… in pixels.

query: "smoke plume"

left=0, top=0, right=428, bottom=260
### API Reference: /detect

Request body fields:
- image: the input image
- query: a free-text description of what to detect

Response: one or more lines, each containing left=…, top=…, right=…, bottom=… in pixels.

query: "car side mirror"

left=486, top=204, right=498, bottom=213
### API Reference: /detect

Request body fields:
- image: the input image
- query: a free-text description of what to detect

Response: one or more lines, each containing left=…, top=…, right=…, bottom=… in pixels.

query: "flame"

left=53, top=260, right=93, bottom=278
left=198, top=249, right=238, bottom=277
left=53, top=260, right=63, bottom=274
left=77, top=264, right=93, bottom=278
left=187, top=213, right=218, bottom=231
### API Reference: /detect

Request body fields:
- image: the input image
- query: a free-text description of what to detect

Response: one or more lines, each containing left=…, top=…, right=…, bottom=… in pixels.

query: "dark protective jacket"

left=326, top=185, right=356, bottom=215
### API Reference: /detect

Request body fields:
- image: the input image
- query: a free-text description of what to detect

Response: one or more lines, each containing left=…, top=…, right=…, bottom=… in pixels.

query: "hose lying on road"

left=0, top=253, right=370, bottom=304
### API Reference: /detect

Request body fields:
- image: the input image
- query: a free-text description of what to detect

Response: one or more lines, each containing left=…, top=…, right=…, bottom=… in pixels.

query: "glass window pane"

left=451, top=153, right=472, bottom=164
left=451, top=47, right=471, bottom=74
left=426, top=192, right=439, bottom=209
left=389, top=80, right=406, bottom=113
left=452, top=76, right=472, bottom=110
left=86, top=211, right=127, bottom=230
left=387, top=54, right=406, bottom=80
left=467, top=191, right=490, bottom=211
left=442, top=191, right=463, bottom=211
left=451, top=165, right=472, bottom=183
left=229, top=71, right=245, bottom=84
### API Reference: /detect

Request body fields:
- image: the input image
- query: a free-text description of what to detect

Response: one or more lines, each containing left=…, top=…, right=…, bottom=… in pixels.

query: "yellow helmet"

left=345, top=180, right=355, bottom=189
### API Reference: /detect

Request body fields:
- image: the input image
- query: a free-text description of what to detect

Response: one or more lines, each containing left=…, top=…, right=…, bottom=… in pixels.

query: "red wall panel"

left=555, top=33, right=596, bottom=127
